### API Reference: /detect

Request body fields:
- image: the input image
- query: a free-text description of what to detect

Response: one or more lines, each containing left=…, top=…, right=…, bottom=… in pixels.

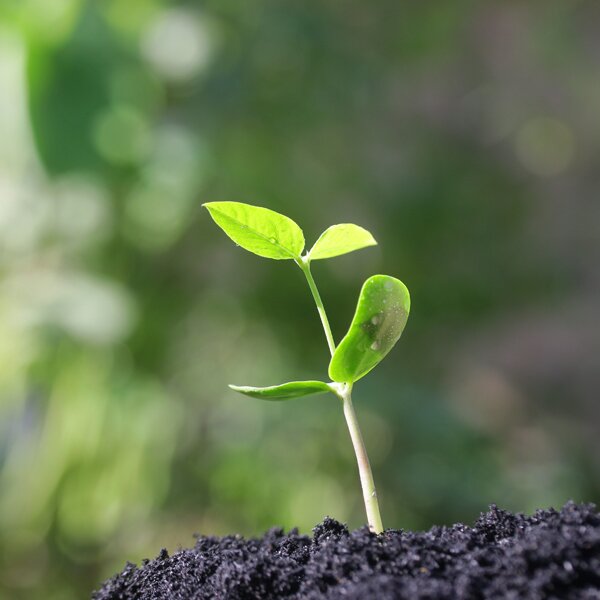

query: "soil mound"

left=93, top=501, right=600, bottom=599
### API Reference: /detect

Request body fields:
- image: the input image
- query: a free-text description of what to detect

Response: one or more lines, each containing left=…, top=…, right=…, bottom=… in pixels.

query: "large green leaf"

left=203, top=201, right=305, bottom=259
left=329, top=275, right=410, bottom=383
left=229, top=380, right=333, bottom=400
left=308, top=224, right=377, bottom=261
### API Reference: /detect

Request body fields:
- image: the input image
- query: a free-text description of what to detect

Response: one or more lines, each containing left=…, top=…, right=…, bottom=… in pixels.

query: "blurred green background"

left=1, top=0, right=599, bottom=597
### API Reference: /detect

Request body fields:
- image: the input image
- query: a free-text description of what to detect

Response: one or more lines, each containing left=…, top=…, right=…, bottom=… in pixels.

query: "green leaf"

left=203, top=201, right=305, bottom=260
left=229, top=380, right=333, bottom=401
left=308, top=224, right=377, bottom=261
left=329, top=275, right=410, bottom=383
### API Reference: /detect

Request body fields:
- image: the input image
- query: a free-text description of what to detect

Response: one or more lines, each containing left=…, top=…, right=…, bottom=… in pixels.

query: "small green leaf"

left=308, top=224, right=377, bottom=261
left=229, top=380, right=334, bottom=401
left=203, top=201, right=305, bottom=260
left=329, top=275, right=410, bottom=383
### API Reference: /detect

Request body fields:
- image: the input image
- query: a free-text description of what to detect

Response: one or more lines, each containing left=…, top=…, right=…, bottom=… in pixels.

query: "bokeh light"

left=141, top=8, right=215, bottom=82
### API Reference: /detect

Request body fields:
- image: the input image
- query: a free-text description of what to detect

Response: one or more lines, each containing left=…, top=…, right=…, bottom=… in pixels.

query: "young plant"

left=203, top=201, right=410, bottom=533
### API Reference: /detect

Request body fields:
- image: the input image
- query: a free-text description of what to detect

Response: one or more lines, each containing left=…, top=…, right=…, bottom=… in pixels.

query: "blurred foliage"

left=1, top=0, right=599, bottom=597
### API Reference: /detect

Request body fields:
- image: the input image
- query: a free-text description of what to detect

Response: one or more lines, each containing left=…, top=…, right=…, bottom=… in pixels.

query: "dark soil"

left=93, top=501, right=600, bottom=599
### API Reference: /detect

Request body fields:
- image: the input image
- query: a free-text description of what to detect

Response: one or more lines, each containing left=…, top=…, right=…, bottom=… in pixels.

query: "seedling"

left=203, top=201, right=410, bottom=533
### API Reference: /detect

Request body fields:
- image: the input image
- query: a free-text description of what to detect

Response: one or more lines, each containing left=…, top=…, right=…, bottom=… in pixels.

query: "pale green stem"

left=297, top=258, right=336, bottom=356
left=340, top=386, right=383, bottom=533
left=296, top=256, right=384, bottom=534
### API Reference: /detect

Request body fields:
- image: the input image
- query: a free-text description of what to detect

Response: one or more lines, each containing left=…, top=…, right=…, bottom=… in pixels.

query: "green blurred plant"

left=204, top=201, right=410, bottom=533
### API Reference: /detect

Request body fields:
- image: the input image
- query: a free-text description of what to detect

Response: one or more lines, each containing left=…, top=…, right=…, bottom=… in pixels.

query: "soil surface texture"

left=93, top=501, right=600, bottom=599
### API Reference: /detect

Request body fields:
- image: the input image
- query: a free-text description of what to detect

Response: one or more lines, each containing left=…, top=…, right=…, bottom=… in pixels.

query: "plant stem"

left=297, top=258, right=336, bottom=356
left=297, top=257, right=383, bottom=534
left=340, top=387, right=383, bottom=533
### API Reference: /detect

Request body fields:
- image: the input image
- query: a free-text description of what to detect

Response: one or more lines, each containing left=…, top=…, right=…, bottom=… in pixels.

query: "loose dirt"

left=93, top=501, right=600, bottom=599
